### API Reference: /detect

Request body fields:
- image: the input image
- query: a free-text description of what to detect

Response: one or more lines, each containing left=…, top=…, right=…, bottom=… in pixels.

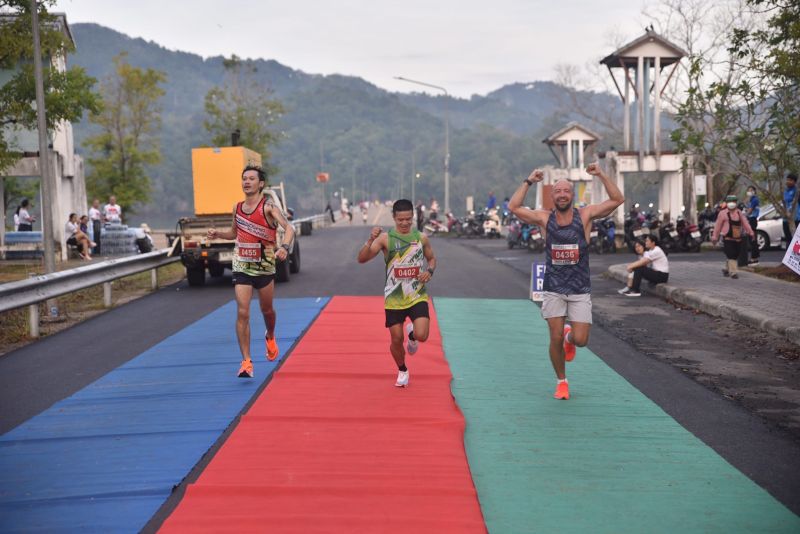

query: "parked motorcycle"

left=482, top=207, right=503, bottom=238
left=675, top=216, right=702, bottom=252
left=658, top=219, right=680, bottom=252
left=590, top=217, right=616, bottom=254
left=506, top=216, right=529, bottom=249
left=527, top=224, right=545, bottom=253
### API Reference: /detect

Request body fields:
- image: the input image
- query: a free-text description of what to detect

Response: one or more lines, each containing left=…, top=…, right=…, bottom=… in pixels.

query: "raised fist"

left=586, top=163, right=602, bottom=176
left=369, top=227, right=382, bottom=241
left=528, top=169, right=545, bottom=183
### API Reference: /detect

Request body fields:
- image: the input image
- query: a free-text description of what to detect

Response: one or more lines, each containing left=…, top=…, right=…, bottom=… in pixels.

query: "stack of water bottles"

left=98, top=223, right=137, bottom=256
left=4, top=231, right=43, bottom=259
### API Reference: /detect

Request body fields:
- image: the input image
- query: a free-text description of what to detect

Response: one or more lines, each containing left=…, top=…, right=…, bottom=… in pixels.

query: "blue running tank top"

left=543, top=208, right=590, bottom=294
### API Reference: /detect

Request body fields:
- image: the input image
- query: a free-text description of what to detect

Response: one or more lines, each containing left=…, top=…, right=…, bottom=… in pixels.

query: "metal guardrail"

left=293, top=213, right=331, bottom=230
left=0, top=250, right=180, bottom=336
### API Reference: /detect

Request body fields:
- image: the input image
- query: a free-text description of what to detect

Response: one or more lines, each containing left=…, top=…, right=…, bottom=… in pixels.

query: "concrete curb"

left=606, top=264, right=800, bottom=346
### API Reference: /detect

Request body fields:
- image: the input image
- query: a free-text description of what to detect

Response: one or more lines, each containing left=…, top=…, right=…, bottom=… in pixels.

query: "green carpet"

left=435, top=297, right=799, bottom=534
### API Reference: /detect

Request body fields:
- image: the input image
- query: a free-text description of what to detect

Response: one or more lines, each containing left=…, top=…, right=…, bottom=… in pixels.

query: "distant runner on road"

left=357, top=199, right=437, bottom=387
left=207, top=164, right=296, bottom=378
left=509, top=163, right=624, bottom=399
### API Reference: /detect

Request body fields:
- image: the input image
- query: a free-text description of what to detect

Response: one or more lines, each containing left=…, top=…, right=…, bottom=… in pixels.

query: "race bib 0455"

left=236, top=241, right=262, bottom=262
left=551, top=243, right=580, bottom=265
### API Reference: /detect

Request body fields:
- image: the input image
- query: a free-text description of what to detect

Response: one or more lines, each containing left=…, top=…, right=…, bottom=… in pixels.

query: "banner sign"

left=782, top=225, right=800, bottom=276
left=530, top=262, right=546, bottom=301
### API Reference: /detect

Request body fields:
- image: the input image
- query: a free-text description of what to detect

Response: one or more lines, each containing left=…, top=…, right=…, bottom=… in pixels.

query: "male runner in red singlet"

left=509, top=163, right=624, bottom=399
left=208, top=165, right=296, bottom=378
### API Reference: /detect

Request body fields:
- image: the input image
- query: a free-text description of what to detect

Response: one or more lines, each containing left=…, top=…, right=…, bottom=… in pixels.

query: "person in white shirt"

left=17, top=198, right=36, bottom=231
left=103, top=195, right=122, bottom=223
left=65, top=212, right=94, bottom=260
left=620, top=235, right=669, bottom=297
left=88, top=198, right=102, bottom=254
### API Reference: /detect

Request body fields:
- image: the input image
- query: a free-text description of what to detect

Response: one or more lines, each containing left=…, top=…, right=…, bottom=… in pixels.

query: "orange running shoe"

left=238, top=359, right=253, bottom=378
left=563, top=324, right=576, bottom=362
left=554, top=381, right=570, bottom=400
left=266, top=333, right=279, bottom=361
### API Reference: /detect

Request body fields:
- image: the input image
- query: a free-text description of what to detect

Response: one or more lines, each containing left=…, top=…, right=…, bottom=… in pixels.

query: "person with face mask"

left=744, top=186, right=760, bottom=264
left=711, top=195, right=755, bottom=279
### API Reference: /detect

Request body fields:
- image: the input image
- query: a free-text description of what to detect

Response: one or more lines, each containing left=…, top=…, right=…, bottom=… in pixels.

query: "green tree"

left=204, top=55, right=285, bottom=177
left=0, top=0, right=99, bottom=172
left=84, top=53, right=166, bottom=213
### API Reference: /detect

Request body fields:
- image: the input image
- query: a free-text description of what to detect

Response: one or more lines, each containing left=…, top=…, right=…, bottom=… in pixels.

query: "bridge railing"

left=0, top=250, right=180, bottom=337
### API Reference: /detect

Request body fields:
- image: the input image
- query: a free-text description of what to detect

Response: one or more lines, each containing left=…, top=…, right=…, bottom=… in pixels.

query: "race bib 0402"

left=551, top=243, right=580, bottom=265
left=393, top=266, right=421, bottom=279
left=236, top=241, right=262, bottom=262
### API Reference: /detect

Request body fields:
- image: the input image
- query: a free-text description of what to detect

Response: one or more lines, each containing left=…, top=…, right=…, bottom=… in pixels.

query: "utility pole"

left=30, top=0, right=56, bottom=275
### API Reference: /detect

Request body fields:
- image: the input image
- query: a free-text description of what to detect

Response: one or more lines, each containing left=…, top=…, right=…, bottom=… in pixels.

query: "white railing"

left=0, top=250, right=180, bottom=337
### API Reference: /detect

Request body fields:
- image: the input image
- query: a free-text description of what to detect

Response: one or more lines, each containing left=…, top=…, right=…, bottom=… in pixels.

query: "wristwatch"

left=281, top=244, right=291, bottom=252
left=427, top=267, right=435, bottom=277
left=524, top=178, right=534, bottom=186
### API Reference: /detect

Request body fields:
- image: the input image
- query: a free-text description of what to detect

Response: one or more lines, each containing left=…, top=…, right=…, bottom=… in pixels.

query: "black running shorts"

left=232, top=271, right=275, bottom=290
left=385, top=301, right=429, bottom=328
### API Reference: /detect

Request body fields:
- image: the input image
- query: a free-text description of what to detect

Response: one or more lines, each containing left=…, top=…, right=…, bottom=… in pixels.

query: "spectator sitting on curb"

left=619, top=235, right=669, bottom=297
left=617, top=239, right=645, bottom=294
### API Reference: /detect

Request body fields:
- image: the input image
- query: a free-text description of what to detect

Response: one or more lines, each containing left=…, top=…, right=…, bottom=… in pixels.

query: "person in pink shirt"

left=711, top=195, right=755, bottom=279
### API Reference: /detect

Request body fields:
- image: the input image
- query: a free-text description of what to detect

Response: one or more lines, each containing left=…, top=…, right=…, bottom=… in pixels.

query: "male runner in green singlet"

left=357, top=199, right=437, bottom=387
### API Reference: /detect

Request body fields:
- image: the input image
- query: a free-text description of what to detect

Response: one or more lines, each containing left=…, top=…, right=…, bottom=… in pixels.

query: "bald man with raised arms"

left=508, top=164, right=624, bottom=400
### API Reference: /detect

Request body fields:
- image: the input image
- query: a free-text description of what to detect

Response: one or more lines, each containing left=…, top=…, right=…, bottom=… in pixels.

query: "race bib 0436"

left=551, top=243, right=580, bottom=265
left=393, top=266, right=421, bottom=279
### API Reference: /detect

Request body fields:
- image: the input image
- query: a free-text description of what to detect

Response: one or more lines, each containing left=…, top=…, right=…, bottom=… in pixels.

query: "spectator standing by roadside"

left=17, top=199, right=35, bottom=231
left=416, top=201, right=425, bottom=231
left=325, top=202, right=335, bottom=223
left=744, top=186, right=760, bottom=265
left=13, top=206, right=19, bottom=231
left=103, top=195, right=122, bottom=224
left=619, top=235, right=669, bottom=297
left=712, top=195, right=754, bottom=279
left=783, top=173, right=798, bottom=249
left=487, top=190, right=497, bottom=210
left=88, top=198, right=102, bottom=254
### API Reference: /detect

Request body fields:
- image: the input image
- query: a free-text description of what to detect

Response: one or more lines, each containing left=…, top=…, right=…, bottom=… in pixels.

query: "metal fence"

left=0, top=250, right=179, bottom=337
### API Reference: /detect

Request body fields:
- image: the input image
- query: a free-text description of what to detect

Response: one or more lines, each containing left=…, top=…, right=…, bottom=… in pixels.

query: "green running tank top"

left=384, top=228, right=428, bottom=310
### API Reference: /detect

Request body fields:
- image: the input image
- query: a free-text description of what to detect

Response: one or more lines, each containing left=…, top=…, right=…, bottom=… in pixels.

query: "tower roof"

left=543, top=122, right=601, bottom=144
left=600, top=28, right=687, bottom=68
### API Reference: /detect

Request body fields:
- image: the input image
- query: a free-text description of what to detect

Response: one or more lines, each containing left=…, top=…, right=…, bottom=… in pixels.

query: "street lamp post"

left=394, top=76, right=450, bottom=213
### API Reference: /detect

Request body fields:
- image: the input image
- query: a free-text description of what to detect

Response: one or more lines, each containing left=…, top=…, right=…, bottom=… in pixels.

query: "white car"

left=755, top=204, right=785, bottom=250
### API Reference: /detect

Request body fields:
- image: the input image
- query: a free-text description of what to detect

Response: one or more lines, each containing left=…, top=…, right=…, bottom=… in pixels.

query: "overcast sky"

left=53, top=0, right=651, bottom=98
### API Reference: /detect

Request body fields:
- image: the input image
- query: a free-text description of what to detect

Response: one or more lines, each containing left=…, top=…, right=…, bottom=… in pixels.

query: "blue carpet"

left=0, top=297, right=328, bottom=533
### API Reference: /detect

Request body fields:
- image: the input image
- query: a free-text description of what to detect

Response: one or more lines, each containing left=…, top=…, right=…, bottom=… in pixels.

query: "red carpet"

left=159, top=296, right=486, bottom=533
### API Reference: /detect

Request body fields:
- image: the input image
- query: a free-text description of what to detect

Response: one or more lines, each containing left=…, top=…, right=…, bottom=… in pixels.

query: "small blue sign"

left=530, top=261, right=546, bottom=301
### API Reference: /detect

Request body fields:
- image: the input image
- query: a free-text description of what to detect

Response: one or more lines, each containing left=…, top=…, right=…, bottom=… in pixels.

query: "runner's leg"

left=257, top=280, right=276, bottom=337
left=546, top=317, right=567, bottom=379
left=568, top=322, right=590, bottom=347
left=235, top=283, right=254, bottom=361
left=410, top=316, right=430, bottom=342
left=388, top=323, right=406, bottom=368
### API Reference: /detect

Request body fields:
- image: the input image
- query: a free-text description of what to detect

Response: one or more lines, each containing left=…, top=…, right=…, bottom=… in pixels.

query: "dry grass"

left=752, top=263, right=800, bottom=283
left=0, top=261, right=185, bottom=355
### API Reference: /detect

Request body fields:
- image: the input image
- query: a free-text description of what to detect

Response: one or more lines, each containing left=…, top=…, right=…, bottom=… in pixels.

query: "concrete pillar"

left=0, top=177, right=5, bottom=258
left=103, top=282, right=112, bottom=308
left=579, top=139, right=584, bottom=169
left=654, top=56, right=662, bottom=158
left=566, top=140, right=573, bottom=169
left=624, top=68, right=631, bottom=150
left=637, top=56, right=645, bottom=162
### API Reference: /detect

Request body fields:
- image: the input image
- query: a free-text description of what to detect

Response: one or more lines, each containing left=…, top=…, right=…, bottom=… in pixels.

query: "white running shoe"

left=617, top=287, right=631, bottom=294
left=395, top=370, right=409, bottom=387
left=405, top=323, right=418, bottom=355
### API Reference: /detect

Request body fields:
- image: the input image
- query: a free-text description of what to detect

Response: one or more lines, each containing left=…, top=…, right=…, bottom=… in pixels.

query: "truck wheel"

left=187, top=266, right=206, bottom=287
left=289, top=241, right=300, bottom=274
left=208, top=263, right=225, bottom=278
left=275, top=259, right=290, bottom=282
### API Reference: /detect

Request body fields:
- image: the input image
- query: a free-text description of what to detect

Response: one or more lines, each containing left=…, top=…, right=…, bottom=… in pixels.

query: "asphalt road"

left=1, top=223, right=798, bottom=516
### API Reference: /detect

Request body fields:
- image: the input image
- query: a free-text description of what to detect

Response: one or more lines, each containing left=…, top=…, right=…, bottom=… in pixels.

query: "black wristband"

left=281, top=244, right=290, bottom=252
left=427, top=267, right=434, bottom=277
left=524, top=178, right=534, bottom=186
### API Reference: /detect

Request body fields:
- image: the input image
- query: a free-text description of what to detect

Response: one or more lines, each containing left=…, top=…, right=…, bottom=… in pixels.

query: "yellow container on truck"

left=191, top=147, right=262, bottom=215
